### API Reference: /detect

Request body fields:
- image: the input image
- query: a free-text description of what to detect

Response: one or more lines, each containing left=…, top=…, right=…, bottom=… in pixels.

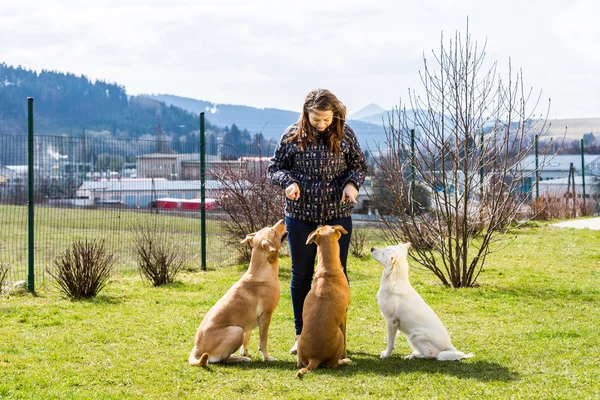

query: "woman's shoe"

left=289, top=335, right=300, bottom=355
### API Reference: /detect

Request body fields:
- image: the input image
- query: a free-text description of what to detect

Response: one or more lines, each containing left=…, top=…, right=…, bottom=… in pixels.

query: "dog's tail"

left=296, top=359, right=320, bottom=378
left=436, top=350, right=474, bottom=361
left=189, top=348, right=210, bottom=367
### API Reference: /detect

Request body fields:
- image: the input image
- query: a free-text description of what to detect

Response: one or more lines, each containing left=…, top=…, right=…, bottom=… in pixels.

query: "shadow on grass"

left=199, top=359, right=298, bottom=373
left=148, top=280, right=205, bottom=293
left=197, top=352, right=519, bottom=382
left=82, top=295, right=123, bottom=304
left=334, top=351, right=520, bottom=382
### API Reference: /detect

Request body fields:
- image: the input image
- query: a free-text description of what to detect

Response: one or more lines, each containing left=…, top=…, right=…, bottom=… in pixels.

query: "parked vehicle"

left=155, top=197, right=219, bottom=211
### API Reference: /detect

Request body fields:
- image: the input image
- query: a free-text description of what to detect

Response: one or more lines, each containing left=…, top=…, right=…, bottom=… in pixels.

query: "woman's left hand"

left=341, top=183, right=358, bottom=204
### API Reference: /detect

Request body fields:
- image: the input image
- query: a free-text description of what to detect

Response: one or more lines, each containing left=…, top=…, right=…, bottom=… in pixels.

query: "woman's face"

left=308, top=109, right=334, bottom=132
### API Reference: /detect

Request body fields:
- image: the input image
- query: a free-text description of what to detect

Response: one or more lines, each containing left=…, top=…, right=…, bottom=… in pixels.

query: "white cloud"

left=1, top=0, right=599, bottom=118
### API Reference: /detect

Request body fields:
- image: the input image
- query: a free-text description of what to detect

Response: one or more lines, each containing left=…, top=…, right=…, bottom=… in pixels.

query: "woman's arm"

left=268, top=128, right=299, bottom=189
left=341, top=125, right=368, bottom=191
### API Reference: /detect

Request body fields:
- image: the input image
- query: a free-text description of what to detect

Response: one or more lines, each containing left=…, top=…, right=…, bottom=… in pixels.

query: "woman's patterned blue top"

left=268, top=124, right=368, bottom=224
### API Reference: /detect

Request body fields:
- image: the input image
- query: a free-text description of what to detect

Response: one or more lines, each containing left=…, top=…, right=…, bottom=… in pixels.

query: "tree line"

left=0, top=63, right=282, bottom=160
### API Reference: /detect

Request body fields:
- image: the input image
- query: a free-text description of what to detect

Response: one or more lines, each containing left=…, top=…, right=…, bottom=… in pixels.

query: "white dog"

left=371, top=243, right=474, bottom=361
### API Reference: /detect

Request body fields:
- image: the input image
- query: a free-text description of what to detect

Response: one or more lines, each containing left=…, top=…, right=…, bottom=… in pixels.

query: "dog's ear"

left=262, top=239, right=278, bottom=262
left=241, top=233, right=256, bottom=246
left=261, top=239, right=277, bottom=253
left=332, top=225, right=348, bottom=235
left=405, top=242, right=411, bottom=249
left=306, top=229, right=319, bottom=245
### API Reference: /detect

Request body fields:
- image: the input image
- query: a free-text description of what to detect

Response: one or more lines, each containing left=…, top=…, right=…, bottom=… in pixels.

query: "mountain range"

left=148, top=94, right=390, bottom=150
left=1, top=62, right=597, bottom=151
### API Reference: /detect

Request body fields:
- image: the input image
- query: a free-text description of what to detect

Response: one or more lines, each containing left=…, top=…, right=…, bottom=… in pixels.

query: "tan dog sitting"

left=296, top=225, right=352, bottom=378
left=189, top=220, right=287, bottom=366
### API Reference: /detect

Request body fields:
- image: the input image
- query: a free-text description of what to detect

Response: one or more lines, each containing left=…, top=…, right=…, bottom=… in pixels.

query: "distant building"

left=75, top=179, right=226, bottom=207
left=181, top=156, right=271, bottom=180
left=136, top=153, right=271, bottom=180
left=518, top=154, right=600, bottom=199
left=519, top=154, right=600, bottom=181
left=538, top=175, right=599, bottom=199
left=136, top=153, right=194, bottom=180
left=0, top=165, right=18, bottom=182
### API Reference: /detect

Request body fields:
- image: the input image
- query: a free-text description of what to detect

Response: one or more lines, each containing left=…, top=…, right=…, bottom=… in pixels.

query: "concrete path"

left=549, top=217, right=600, bottom=230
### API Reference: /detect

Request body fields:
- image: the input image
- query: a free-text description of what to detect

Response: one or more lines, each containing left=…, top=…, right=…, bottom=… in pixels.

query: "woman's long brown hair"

left=285, top=89, right=346, bottom=154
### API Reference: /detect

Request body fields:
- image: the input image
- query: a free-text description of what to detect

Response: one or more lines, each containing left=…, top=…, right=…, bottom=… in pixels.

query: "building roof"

left=0, top=166, right=17, bottom=178
left=136, top=153, right=180, bottom=159
left=520, top=154, right=600, bottom=172
left=539, top=176, right=599, bottom=186
left=79, top=179, right=226, bottom=192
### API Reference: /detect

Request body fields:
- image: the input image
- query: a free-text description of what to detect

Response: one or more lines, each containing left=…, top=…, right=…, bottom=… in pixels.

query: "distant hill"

left=354, top=108, right=437, bottom=127
left=0, top=63, right=222, bottom=140
left=150, top=94, right=390, bottom=149
left=542, top=118, right=600, bottom=141
left=349, top=103, right=386, bottom=121
left=149, top=94, right=298, bottom=141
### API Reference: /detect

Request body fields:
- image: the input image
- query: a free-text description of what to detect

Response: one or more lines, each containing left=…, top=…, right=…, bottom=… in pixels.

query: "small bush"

left=0, top=263, right=10, bottom=293
left=350, top=228, right=369, bottom=258
left=132, top=221, right=188, bottom=286
left=48, top=239, right=116, bottom=299
left=531, top=194, right=595, bottom=221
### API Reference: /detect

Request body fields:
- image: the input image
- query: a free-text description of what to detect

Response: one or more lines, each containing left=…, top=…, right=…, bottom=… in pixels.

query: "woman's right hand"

left=285, top=183, right=300, bottom=200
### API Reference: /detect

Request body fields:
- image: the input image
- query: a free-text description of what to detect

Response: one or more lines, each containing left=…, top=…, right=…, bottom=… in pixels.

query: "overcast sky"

left=1, top=0, right=599, bottom=119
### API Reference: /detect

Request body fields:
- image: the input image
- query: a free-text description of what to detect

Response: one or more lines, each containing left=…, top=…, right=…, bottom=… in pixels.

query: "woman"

left=268, top=88, right=368, bottom=354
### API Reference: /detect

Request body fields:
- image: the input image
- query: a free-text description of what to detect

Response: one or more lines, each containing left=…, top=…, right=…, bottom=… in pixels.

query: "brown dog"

left=296, top=225, right=352, bottom=378
left=189, top=220, right=287, bottom=366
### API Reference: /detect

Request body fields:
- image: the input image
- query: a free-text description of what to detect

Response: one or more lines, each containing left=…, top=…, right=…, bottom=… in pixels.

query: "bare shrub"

left=132, top=220, right=188, bottom=286
left=48, top=239, right=116, bottom=299
left=531, top=195, right=569, bottom=220
left=212, top=144, right=286, bottom=263
left=0, top=263, right=10, bottom=292
left=370, top=24, right=555, bottom=287
left=531, top=193, right=596, bottom=220
left=350, top=228, right=369, bottom=258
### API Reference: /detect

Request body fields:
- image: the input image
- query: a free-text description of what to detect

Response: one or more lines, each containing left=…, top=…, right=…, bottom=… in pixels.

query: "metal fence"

left=0, top=126, right=280, bottom=287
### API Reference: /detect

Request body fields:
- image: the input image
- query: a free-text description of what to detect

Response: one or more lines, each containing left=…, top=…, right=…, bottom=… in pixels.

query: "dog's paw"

left=380, top=351, right=391, bottom=359
left=262, top=355, right=277, bottom=362
left=404, top=352, right=424, bottom=359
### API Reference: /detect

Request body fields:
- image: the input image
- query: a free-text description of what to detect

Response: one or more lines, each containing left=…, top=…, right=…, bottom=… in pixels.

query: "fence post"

left=581, top=139, right=586, bottom=209
left=535, top=134, right=539, bottom=199
left=27, top=98, right=35, bottom=293
left=479, top=129, right=484, bottom=199
left=200, top=112, right=206, bottom=271
left=410, top=128, right=415, bottom=213
left=568, top=162, right=575, bottom=217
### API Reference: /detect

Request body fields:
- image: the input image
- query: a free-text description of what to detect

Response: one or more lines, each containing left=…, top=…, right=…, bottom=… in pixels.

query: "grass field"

left=0, top=205, right=236, bottom=283
left=1, top=222, right=599, bottom=399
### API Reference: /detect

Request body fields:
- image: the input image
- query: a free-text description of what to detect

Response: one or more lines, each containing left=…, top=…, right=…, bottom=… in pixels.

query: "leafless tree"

left=371, top=24, right=555, bottom=287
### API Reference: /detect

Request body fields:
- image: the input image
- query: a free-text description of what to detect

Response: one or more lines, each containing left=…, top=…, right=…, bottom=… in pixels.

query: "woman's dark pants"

left=285, top=216, right=352, bottom=336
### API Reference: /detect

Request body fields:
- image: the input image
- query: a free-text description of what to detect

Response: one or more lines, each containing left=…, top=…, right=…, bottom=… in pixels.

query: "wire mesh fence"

left=0, top=132, right=279, bottom=286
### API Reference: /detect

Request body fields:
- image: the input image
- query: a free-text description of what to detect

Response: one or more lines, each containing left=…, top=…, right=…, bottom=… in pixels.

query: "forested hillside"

left=0, top=63, right=219, bottom=140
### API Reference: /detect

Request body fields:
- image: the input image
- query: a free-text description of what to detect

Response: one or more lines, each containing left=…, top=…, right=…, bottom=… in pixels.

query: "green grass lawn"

left=0, top=205, right=236, bottom=282
left=1, top=224, right=599, bottom=399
